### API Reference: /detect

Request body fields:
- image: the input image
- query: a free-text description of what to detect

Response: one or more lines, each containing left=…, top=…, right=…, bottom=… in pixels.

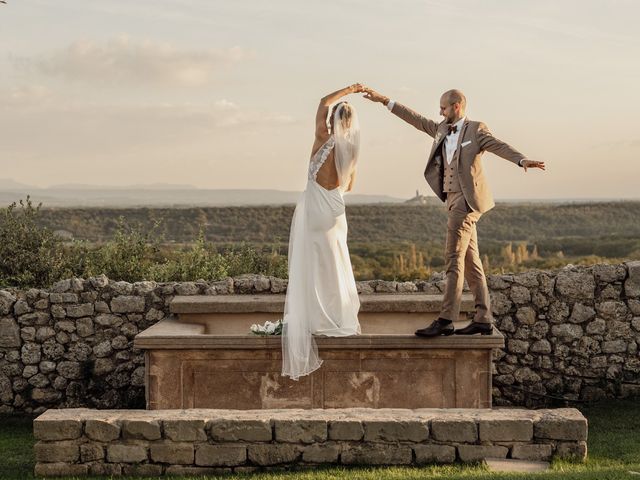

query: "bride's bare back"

left=310, top=84, right=363, bottom=191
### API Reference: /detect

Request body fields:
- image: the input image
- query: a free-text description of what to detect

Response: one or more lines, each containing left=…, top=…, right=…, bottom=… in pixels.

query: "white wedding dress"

left=281, top=105, right=361, bottom=380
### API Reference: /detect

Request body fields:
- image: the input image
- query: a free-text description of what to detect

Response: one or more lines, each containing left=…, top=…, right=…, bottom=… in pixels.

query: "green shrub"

left=0, top=196, right=68, bottom=288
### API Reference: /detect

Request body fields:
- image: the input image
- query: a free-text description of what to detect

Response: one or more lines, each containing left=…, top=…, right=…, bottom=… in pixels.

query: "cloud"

left=17, top=35, right=250, bottom=87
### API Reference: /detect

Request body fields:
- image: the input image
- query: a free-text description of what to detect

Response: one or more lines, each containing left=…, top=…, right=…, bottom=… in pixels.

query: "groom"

left=364, top=87, right=545, bottom=336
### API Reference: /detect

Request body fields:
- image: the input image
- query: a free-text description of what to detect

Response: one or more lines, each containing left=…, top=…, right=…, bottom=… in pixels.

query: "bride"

left=281, top=84, right=364, bottom=380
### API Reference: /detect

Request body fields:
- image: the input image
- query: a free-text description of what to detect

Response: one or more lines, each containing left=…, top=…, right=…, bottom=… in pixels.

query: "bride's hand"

left=349, top=83, right=365, bottom=94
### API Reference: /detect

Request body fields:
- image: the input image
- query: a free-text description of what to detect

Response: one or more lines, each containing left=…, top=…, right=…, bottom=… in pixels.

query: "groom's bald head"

left=440, top=89, right=466, bottom=123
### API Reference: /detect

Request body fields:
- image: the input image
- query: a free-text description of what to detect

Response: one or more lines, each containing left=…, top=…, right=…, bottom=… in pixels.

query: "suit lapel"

left=427, top=122, right=449, bottom=164
left=452, top=118, right=470, bottom=164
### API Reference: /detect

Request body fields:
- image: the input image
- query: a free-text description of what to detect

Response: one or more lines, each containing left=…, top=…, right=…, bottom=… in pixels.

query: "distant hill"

left=0, top=183, right=406, bottom=207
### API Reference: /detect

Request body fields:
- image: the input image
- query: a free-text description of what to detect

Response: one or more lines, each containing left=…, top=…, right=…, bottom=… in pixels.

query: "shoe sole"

left=415, top=329, right=455, bottom=337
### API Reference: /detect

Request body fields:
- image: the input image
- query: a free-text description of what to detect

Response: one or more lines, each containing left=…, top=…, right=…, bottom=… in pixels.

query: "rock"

left=431, top=419, right=477, bottom=443
left=515, top=307, right=536, bottom=325
left=363, top=420, right=429, bottom=442
left=300, top=443, right=340, bottom=463
left=57, top=361, right=83, bottom=379
left=510, top=285, right=531, bottom=304
left=17, top=311, right=50, bottom=327
left=150, top=443, right=194, bottom=464
left=21, top=342, right=41, bottom=364
left=374, top=280, right=398, bottom=293
left=107, top=444, right=148, bottom=463
left=14, top=300, right=32, bottom=316
left=175, top=282, right=200, bottom=296
left=274, top=419, right=327, bottom=443
left=479, top=419, right=533, bottom=441
left=586, top=318, right=606, bottom=335
left=508, top=340, right=530, bottom=354
left=111, top=295, right=145, bottom=313
left=85, top=419, right=121, bottom=441
left=28, top=373, right=50, bottom=388
left=80, top=443, right=104, bottom=462
left=328, top=420, right=364, bottom=441
left=602, top=340, right=626, bottom=353
left=95, top=314, right=123, bottom=327
left=75, top=318, right=94, bottom=337
left=551, top=324, right=583, bottom=341
left=195, top=445, right=247, bottom=466
left=122, top=464, right=163, bottom=476
left=556, top=270, right=595, bottom=301
left=34, top=463, right=88, bottom=477
left=569, top=304, right=596, bottom=324
left=491, top=292, right=512, bottom=315
left=0, top=374, right=12, bottom=403
left=554, top=441, right=587, bottom=460
left=514, top=367, right=541, bottom=383
left=514, top=271, right=539, bottom=288
left=596, top=301, right=628, bottom=321
left=397, top=282, right=418, bottom=293
left=164, top=419, right=207, bottom=441
left=0, top=317, right=21, bottom=347
left=207, top=419, right=271, bottom=441
left=458, top=445, right=508, bottom=462
left=93, top=341, right=113, bottom=358
left=31, top=388, right=62, bottom=403
left=110, top=281, right=133, bottom=295
left=65, top=303, right=94, bottom=318
left=625, top=261, right=640, bottom=297
left=22, top=365, right=38, bottom=378
left=34, top=418, right=82, bottom=440
left=530, top=339, right=552, bottom=354
left=270, top=277, right=288, bottom=294
left=547, top=301, right=570, bottom=324
left=593, top=263, right=626, bottom=282
left=89, top=274, right=109, bottom=289
left=488, top=275, right=512, bottom=290
left=0, top=290, right=17, bottom=315
left=531, top=321, right=550, bottom=339
left=511, top=444, right=553, bottom=461
left=341, top=444, right=412, bottom=465
left=356, top=281, right=374, bottom=294
left=122, top=419, right=162, bottom=440
left=413, top=444, right=456, bottom=464
left=534, top=411, right=588, bottom=440
left=247, top=444, right=300, bottom=466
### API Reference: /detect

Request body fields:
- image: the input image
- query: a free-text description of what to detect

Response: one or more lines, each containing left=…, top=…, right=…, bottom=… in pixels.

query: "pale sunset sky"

left=1, top=0, right=639, bottom=199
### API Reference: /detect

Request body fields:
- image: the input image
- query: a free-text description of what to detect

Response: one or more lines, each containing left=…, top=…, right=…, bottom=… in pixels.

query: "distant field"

left=33, top=201, right=640, bottom=279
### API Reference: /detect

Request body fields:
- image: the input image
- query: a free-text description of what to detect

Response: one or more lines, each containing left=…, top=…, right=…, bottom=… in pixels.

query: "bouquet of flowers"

left=250, top=319, right=283, bottom=336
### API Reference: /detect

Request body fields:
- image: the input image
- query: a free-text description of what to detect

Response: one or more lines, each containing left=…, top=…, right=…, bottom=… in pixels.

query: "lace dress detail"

left=308, top=136, right=336, bottom=181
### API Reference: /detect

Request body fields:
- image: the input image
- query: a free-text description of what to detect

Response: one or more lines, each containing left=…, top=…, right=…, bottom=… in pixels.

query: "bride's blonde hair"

left=329, top=101, right=354, bottom=133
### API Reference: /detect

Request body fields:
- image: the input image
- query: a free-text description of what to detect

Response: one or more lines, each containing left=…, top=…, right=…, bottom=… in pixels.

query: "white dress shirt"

left=386, top=99, right=526, bottom=167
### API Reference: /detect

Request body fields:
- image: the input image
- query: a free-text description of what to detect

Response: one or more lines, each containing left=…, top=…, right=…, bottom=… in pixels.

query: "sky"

left=1, top=0, right=639, bottom=199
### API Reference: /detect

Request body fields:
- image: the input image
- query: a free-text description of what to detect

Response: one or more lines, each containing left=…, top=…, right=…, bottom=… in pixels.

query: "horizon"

left=2, top=1, right=639, bottom=199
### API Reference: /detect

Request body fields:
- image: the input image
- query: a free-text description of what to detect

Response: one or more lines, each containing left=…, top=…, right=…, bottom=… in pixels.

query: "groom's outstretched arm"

left=363, top=87, right=439, bottom=138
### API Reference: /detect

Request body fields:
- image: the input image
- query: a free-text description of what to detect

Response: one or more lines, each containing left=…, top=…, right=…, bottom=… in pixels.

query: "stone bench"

left=135, top=294, right=505, bottom=410
left=33, top=407, right=588, bottom=476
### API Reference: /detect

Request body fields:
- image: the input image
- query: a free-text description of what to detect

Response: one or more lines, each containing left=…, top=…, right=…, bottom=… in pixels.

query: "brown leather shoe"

left=415, top=318, right=454, bottom=337
left=455, top=321, right=493, bottom=335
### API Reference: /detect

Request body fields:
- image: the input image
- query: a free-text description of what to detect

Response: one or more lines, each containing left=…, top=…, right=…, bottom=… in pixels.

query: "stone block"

left=534, top=412, right=588, bottom=441
left=111, top=295, right=146, bottom=313
left=413, top=444, right=456, bottom=464
left=195, top=444, right=247, bottom=466
left=34, top=441, right=79, bottom=463
left=479, top=419, right=533, bottom=442
left=65, top=303, right=94, bottom=318
left=431, top=419, right=477, bottom=443
left=363, top=420, right=429, bottom=442
left=511, top=444, right=554, bottom=461
left=106, top=444, right=148, bottom=463
left=302, top=444, right=341, bottom=463
left=34, top=462, right=88, bottom=476
left=341, top=444, right=412, bottom=465
left=122, top=419, right=162, bottom=440
left=274, top=419, right=327, bottom=443
left=89, top=463, right=122, bottom=476
left=625, top=261, right=640, bottom=298
left=85, top=419, right=121, bottom=441
left=150, top=442, right=194, bottom=464
left=33, top=419, right=82, bottom=440
left=0, top=317, right=21, bottom=347
left=122, top=464, right=164, bottom=476
left=247, top=444, right=301, bottom=466
left=555, top=271, right=595, bottom=301
left=166, top=465, right=231, bottom=476
left=163, top=419, right=207, bottom=441
left=328, top=420, right=364, bottom=441
left=458, top=445, right=508, bottom=462
left=555, top=441, right=587, bottom=461
left=80, top=443, right=104, bottom=462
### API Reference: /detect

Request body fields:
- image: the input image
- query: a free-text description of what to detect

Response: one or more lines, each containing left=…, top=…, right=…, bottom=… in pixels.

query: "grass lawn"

left=1, top=400, right=639, bottom=479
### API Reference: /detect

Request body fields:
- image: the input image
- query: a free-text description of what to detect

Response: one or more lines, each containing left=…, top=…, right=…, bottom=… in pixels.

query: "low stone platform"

left=33, top=407, right=587, bottom=476
left=136, top=294, right=503, bottom=410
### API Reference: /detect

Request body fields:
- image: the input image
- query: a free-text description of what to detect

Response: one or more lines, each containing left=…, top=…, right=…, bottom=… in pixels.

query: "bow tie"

left=447, top=124, right=458, bottom=135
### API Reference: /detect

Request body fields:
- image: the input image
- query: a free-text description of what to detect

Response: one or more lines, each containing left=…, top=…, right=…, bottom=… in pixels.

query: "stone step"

left=169, top=293, right=476, bottom=336
left=170, top=293, right=475, bottom=314
left=32, top=407, right=587, bottom=477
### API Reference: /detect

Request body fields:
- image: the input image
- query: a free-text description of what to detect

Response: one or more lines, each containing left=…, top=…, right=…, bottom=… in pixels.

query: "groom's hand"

left=362, top=87, right=390, bottom=106
left=522, top=160, right=546, bottom=172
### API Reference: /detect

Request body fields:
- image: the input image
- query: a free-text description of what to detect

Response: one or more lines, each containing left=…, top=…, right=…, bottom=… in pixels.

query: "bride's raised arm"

left=315, top=84, right=363, bottom=139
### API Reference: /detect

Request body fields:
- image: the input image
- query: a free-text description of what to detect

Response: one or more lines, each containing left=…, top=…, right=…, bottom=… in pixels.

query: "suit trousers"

left=440, top=191, right=493, bottom=324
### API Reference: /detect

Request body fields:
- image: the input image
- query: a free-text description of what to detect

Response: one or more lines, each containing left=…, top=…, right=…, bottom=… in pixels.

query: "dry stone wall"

left=1, top=261, right=639, bottom=413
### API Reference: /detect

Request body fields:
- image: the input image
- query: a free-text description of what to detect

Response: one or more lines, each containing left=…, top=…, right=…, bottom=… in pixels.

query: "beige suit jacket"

left=391, top=102, right=526, bottom=214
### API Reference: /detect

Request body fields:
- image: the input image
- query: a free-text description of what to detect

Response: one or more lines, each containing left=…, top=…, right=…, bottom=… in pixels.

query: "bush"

left=0, top=196, right=68, bottom=288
